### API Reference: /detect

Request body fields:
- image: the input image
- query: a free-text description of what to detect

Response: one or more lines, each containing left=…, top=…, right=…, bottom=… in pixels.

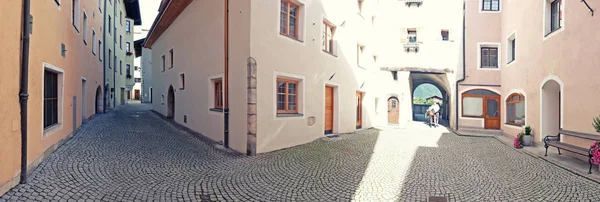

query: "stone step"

left=457, top=127, right=503, bottom=137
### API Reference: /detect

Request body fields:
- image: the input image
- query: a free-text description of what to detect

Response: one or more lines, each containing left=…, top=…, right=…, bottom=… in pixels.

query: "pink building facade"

left=461, top=0, right=600, bottom=151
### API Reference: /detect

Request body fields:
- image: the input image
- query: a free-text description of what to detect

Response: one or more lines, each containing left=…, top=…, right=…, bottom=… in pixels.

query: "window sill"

left=461, top=115, right=483, bottom=119
left=323, top=50, right=337, bottom=57
left=479, top=66, right=500, bottom=70
left=279, top=33, right=303, bottom=43
left=73, top=25, right=80, bottom=33
left=507, top=60, right=515, bottom=66
left=83, top=40, right=87, bottom=45
left=210, top=108, right=224, bottom=112
left=43, top=123, right=63, bottom=138
left=505, top=122, right=525, bottom=127
left=480, top=10, right=501, bottom=13
left=179, top=88, right=184, bottom=91
left=276, top=113, right=304, bottom=118
left=544, top=27, right=563, bottom=38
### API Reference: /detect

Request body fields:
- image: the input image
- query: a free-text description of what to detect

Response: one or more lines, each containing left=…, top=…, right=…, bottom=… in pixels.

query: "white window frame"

left=477, top=42, right=501, bottom=70
left=208, top=74, right=224, bottom=114
left=72, top=0, right=81, bottom=32
left=479, top=0, right=501, bottom=13
left=506, top=31, right=516, bottom=66
left=92, top=29, right=97, bottom=55
left=98, top=39, right=103, bottom=61
left=179, top=72, right=186, bottom=90
left=42, top=62, right=65, bottom=137
left=322, top=17, right=338, bottom=56
left=82, top=10, right=88, bottom=44
left=503, top=89, right=527, bottom=130
left=542, top=0, right=565, bottom=40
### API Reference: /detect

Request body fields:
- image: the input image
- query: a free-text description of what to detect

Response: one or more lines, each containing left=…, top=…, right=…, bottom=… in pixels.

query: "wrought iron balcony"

left=403, top=42, right=419, bottom=52
left=406, top=0, right=423, bottom=7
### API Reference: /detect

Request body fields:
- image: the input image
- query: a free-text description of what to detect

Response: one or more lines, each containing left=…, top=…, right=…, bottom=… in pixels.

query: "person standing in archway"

left=427, top=101, right=441, bottom=127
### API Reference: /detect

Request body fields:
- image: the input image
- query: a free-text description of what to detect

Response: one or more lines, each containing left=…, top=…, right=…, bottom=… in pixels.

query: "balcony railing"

left=406, top=0, right=423, bottom=7
left=403, top=42, right=419, bottom=52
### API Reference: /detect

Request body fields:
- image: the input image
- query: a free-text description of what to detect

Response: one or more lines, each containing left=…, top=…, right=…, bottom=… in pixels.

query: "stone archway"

left=167, top=85, right=175, bottom=119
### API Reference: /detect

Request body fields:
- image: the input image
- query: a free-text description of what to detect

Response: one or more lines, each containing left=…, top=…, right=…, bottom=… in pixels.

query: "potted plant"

left=522, top=126, right=533, bottom=146
left=514, top=133, right=523, bottom=149
left=591, top=116, right=600, bottom=166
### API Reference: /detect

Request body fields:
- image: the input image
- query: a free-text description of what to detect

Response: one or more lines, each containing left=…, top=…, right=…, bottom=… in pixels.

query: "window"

left=72, top=0, right=80, bottom=31
left=92, top=30, right=96, bottom=54
left=551, top=0, right=561, bottom=32
left=108, top=16, right=111, bottom=34
left=408, top=30, right=417, bottom=43
left=126, top=42, right=131, bottom=53
left=507, top=35, right=516, bottom=64
left=126, top=20, right=131, bottom=32
left=82, top=12, right=88, bottom=44
left=179, top=73, right=185, bottom=90
left=481, top=47, right=498, bottom=68
left=169, top=49, right=174, bottom=68
left=211, top=79, right=223, bottom=109
left=506, top=93, right=525, bottom=126
left=120, top=11, right=123, bottom=25
left=126, top=64, right=131, bottom=76
left=357, top=45, right=365, bottom=67
left=134, top=66, right=139, bottom=71
left=120, top=35, right=122, bottom=50
left=161, top=55, right=165, bottom=71
left=134, top=78, right=141, bottom=83
left=276, top=78, right=299, bottom=114
left=461, top=89, right=500, bottom=117
left=358, top=0, right=363, bottom=15
left=280, top=0, right=300, bottom=39
left=44, top=70, right=59, bottom=129
left=322, top=21, right=335, bottom=54
left=55, top=0, right=60, bottom=6
left=108, top=49, right=112, bottom=68
left=114, top=56, right=117, bottom=72
left=98, top=40, right=103, bottom=60
left=99, top=0, right=102, bottom=12
left=441, top=30, right=449, bottom=41
left=482, top=0, right=499, bottom=11
left=119, top=60, right=122, bottom=75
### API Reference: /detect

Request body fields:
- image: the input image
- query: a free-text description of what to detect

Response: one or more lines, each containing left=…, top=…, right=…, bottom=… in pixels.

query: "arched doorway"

left=412, top=83, right=445, bottom=122
left=167, top=85, right=175, bottom=119
left=461, top=89, right=501, bottom=129
left=541, top=79, right=562, bottom=142
left=95, top=86, right=102, bottom=114
left=387, top=97, right=400, bottom=124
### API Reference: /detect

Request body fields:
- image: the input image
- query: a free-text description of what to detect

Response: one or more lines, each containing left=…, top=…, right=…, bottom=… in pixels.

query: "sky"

left=134, top=0, right=162, bottom=40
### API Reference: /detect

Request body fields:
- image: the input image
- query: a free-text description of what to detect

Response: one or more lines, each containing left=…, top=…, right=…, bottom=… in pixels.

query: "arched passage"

left=95, top=86, right=102, bottom=114
left=410, top=72, right=451, bottom=125
left=541, top=78, right=562, bottom=142
left=167, top=85, right=175, bottom=119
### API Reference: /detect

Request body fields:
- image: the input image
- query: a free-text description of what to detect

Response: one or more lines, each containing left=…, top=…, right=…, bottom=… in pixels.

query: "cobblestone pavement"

left=2, top=104, right=600, bottom=201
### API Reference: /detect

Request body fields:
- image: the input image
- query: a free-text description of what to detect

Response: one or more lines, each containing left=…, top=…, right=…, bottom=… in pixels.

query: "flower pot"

left=522, top=135, right=532, bottom=146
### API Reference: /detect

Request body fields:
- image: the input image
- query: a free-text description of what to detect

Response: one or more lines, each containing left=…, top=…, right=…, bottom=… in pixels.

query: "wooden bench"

left=544, top=129, right=600, bottom=174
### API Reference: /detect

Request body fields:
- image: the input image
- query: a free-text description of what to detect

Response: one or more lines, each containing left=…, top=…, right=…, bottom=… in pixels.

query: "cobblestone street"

left=2, top=104, right=600, bottom=201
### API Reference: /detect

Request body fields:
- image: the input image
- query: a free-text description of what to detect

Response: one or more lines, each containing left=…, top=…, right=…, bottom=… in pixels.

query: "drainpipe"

left=19, top=0, right=31, bottom=184
left=223, top=0, right=230, bottom=148
left=102, top=0, right=107, bottom=113
left=455, top=0, right=467, bottom=131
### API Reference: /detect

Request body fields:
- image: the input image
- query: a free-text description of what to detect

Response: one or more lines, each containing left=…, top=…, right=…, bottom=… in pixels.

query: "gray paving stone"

left=1, top=103, right=600, bottom=201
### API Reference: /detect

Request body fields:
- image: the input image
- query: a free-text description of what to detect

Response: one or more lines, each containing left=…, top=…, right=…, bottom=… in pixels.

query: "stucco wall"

left=151, top=0, right=228, bottom=146
left=104, top=0, right=133, bottom=108
left=0, top=0, right=24, bottom=195
left=141, top=48, right=152, bottom=103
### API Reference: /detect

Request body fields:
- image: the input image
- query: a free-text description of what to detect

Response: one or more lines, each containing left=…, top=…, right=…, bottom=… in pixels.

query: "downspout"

left=113, top=3, right=117, bottom=108
left=19, top=0, right=31, bottom=184
left=455, top=0, right=466, bottom=131
left=102, top=0, right=107, bottom=113
left=224, top=0, right=230, bottom=148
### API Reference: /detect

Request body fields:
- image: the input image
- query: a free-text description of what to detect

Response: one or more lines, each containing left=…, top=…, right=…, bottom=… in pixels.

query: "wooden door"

left=356, top=91, right=363, bottom=129
left=484, top=97, right=500, bottom=129
left=134, top=90, right=140, bottom=100
left=324, top=86, right=334, bottom=134
left=387, top=97, right=399, bottom=124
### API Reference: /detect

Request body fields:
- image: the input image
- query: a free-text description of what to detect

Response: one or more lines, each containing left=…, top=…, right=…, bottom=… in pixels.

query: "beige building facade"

left=145, top=0, right=464, bottom=154
left=462, top=0, right=600, bottom=150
